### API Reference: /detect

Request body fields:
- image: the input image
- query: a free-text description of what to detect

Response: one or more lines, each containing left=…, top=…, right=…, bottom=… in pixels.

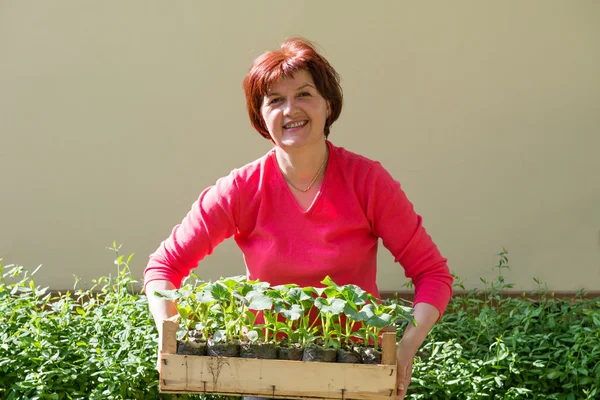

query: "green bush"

left=0, top=244, right=211, bottom=400
left=401, top=249, right=600, bottom=399
left=1, top=246, right=598, bottom=399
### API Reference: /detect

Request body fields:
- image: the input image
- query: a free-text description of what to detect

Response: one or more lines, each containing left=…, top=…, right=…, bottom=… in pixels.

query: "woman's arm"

left=145, top=279, right=178, bottom=370
left=396, top=302, right=440, bottom=399
left=144, top=173, right=242, bottom=369
left=400, top=301, right=439, bottom=349
left=143, top=173, right=240, bottom=294
left=361, top=162, right=451, bottom=398
left=363, top=162, right=453, bottom=318
left=146, top=279, right=178, bottom=339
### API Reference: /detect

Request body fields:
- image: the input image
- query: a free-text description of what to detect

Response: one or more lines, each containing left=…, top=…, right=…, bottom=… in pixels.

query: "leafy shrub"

left=402, top=249, right=600, bottom=399
left=0, top=244, right=215, bottom=400
left=0, top=246, right=598, bottom=399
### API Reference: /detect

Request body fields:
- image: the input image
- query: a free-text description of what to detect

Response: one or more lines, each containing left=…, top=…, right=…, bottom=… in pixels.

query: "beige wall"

left=1, top=1, right=599, bottom=293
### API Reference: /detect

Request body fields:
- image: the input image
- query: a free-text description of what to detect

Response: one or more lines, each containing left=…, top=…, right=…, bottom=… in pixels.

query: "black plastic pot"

left=240, top=342, right=279, bottom=359
left=207, top=339, right=241, bottom=357
left=177, top=340, right=207, bottom=356
left=359, top=346, right=382, bottom=364
left=336, top=346, right=362, bottom=363
left=278, top=343, right=304, bottom=361
left=302, top=343, right=336, bottom=362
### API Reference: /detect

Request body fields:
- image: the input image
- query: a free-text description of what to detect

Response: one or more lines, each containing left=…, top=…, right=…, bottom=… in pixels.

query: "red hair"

left=243, top=37, right=343, bottom=139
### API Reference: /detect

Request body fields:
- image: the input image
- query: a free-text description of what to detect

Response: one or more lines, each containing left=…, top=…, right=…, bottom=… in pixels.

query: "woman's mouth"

left=283, top=120, right=308, bottom=130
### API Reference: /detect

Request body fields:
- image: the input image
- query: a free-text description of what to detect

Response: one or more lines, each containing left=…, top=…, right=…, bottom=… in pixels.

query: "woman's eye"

left=269, top=97, right=283, bottom=105
left=298, top=92, right=311, bottom=97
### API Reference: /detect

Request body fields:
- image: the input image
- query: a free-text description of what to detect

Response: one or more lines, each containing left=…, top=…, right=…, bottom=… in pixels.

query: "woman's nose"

left=283, top=98, right=298, bottom=116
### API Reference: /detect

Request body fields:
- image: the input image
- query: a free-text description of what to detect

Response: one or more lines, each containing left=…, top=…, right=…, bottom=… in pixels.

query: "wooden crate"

left=159, top=320, right=399, bottom=399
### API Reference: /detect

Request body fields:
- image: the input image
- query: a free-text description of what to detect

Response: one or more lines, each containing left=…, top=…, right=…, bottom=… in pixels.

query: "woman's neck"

left=275, top=140, right=329, bottom=184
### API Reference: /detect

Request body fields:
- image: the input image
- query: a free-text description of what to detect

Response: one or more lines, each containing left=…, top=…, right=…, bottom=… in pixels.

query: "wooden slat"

left=381, top=332, right=397, bottom=366
left=161, top=317, right=179, bottom=355
left=160, top=354, right=397, bottom=400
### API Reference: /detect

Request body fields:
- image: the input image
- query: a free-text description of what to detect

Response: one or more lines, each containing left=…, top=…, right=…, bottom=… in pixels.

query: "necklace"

left=279, top=153, right=328, bottom=192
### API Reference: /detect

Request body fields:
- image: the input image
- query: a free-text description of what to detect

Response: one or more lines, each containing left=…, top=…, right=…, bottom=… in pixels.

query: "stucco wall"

left=1, top=1, right=599, bottom=293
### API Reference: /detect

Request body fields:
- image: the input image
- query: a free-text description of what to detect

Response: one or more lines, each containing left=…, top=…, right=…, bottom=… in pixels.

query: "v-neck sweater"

left=144, top=141, right=453, bottom=316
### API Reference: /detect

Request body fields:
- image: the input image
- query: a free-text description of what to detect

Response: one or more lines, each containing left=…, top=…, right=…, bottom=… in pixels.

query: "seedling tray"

left=159, top=319, right=399, bottom=399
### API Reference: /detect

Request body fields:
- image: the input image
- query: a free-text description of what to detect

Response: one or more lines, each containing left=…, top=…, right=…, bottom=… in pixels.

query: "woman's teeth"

left=284, top=121, right=307, bottom=129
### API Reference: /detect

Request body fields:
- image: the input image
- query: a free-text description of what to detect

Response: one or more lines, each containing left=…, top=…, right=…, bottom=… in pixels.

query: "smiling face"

left=260, top=69, right=330, bottom=150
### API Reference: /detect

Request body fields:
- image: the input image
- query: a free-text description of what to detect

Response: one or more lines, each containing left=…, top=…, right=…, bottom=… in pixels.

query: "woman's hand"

left=396, top=338, right=418, bottom=400
left=156, top=347, right=161, bottom=372
left=395, top=302, right=441, bottom=399
left=145, top=280, right=179, bottom=372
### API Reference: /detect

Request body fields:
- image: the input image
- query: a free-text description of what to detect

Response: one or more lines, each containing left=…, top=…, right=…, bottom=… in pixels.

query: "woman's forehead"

left=265, top=70, right=315, bottom=95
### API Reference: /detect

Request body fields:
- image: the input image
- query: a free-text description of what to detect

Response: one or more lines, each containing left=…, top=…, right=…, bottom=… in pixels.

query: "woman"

left=144, top=37, right=453, bottom=400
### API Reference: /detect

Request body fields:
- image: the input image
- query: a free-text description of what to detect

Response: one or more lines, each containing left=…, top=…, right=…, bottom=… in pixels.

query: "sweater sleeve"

left=143, top=173, right=239, bottom=290
left=364, top=162, right=453, bottom=318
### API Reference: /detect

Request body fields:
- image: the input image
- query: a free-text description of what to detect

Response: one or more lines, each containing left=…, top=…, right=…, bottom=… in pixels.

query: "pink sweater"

left=144, top=141, right=453, bottom=316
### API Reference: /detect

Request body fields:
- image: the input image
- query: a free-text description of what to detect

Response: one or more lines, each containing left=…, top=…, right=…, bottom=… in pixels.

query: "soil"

left=177, top=340, right=207, bottom=356
left=336, top=346, right=362, bottom=363
left=359, top=346, right=382, bottom=364
left=207, top=339, right=241, bottom=357
left=178, top=330, right=375, bottom=365
left=240, top=342, right=279, bottom=359
left=302, top=343, right=336, bottom=362
left=278, top=343, right=304, bottom=361
left=188, top=329, right=203, bottom=341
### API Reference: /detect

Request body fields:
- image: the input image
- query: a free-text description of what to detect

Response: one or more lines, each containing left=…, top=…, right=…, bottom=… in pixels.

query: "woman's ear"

left=326, top=102, right=332, bottom=118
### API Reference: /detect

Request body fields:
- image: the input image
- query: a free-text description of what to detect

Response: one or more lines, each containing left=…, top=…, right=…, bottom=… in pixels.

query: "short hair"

left=242, top=37, right=343, bottom=139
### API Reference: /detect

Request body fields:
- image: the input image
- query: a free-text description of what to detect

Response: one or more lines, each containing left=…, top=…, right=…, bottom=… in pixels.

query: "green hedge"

left=1, top=246, right=598, bottom=400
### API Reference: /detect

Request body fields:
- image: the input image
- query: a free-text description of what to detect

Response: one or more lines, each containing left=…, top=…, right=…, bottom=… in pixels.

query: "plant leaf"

left=341, top=284, right=367, bottom=306
left=321, top=275, right=341, bottom=290
left=366, top=313, right=393, bottom=328
left=210, top=282, right=230, bottom=301
left=314, top=298, right=346, bottom=315
left=247, top=293, right=273, bottom=311
left=356, top=304, right=375, bottom=320
left=280, top=304, right=303, bottom=321
left=246, top=330, right=259, bottom=343
left=213, top=330, right=226, bottom=343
